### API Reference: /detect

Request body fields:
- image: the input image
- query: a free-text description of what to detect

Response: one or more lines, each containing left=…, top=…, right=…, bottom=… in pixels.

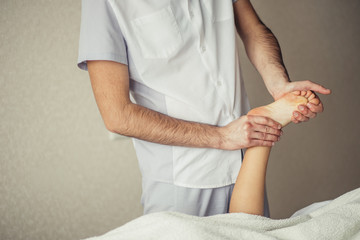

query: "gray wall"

left=1, top=0, right=359, bottom=239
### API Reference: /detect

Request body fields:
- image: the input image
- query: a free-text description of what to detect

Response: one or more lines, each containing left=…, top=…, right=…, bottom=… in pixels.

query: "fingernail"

left=272, top=142, right=275, bottom=146
left=294, top=112, right=299, bottom=117
left=278, top=125, right=282, bottom=129
left=307, top=103, right=312, bottom=108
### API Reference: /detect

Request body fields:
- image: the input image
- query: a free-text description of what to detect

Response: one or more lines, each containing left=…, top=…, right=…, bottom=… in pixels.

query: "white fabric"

left=140, top=181, right=236, bottom=216
left=104, top=0, right=250, bottom=188
left=77, top=0, right=128, bottom=70
left=290, top=200, right=332, bottom=218
left=82, top=188, right=360, bottom=240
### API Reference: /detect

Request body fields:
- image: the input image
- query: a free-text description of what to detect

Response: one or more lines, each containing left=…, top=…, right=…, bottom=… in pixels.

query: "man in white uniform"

left=77, top=0, right=330, bottom=217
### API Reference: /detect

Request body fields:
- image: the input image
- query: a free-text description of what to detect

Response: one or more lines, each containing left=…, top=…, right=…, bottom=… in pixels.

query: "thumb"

left=290, top=80, right=331, bottom=95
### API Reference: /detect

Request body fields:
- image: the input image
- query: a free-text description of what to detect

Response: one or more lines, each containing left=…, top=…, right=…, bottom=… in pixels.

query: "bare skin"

left=86, top=1, right=331, bottom=150
left=87, top=61, right=282, bottom=150
left=248, top=90, right=320, bottom=127
left=233, top=0, right=330, bottom=124
left=229, top=90, right=320, bottom=215
left=84, top=0, right=331, bottom=152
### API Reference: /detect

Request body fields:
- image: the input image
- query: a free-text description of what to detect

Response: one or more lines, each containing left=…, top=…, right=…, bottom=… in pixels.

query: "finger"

left=293, top=111, right=309, bottom=122
left=290, top=80, right=331, bottom=95
left=251, top=132, right=280, bottom=142
left=298, top=105, right=309, bottom=115
left=251, top=123, right=282, bottom=136
left=249, top=139, right=274, bottom=147
left=309, top=112, right=317, bottom=119
left=307, top=102, right=324, bottom=113
left=291, top=116, right=300, bottom=124
left=247, top=115, right=282, bottom=130
left=297, top=105, right=316, bottom=118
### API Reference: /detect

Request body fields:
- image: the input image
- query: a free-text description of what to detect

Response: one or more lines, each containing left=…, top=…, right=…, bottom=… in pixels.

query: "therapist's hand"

left=220, top=115, right=282, bottom=150
left=271, top=80, right=331, bottom=124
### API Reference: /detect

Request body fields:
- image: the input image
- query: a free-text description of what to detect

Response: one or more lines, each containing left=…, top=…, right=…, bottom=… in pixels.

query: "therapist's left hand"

left=271, top=80, right=331, bottom=124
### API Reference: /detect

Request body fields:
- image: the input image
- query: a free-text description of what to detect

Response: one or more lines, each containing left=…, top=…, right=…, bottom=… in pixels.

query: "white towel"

left=83, top=187, right=360, bottom=240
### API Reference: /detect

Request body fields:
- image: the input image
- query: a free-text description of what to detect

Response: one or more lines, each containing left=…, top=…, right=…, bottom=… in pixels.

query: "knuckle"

left=264, top=126, right=268, bottom=133
left=310, top=104, right=318, bottom=110
left=264, top=117, right=270, bottom=124
left=244, top=130, right=250, bottom=139
left=243, top=122, right=251, bottom=130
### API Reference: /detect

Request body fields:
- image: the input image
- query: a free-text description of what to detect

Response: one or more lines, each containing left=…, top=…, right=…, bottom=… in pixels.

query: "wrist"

left=263, top=76, right=290, bottom=100
left=216, top=126, right=231, bottom=150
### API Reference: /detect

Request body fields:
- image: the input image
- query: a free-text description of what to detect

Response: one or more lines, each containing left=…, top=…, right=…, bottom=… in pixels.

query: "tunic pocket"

left=203, top=0, right=234, bottom=22
left=131, top=6, right=182, bottom=59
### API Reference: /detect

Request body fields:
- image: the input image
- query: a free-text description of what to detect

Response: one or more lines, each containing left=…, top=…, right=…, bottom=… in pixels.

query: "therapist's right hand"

left=220, top=115, right=282, bottom=150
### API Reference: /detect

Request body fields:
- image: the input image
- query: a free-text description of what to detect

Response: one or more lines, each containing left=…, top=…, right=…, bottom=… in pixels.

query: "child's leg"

left=229, top=91, right=319, bottom=215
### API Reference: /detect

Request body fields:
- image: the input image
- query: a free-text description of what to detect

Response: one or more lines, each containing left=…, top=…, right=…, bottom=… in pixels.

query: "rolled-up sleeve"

left=77, top=0, right=128, bottom=71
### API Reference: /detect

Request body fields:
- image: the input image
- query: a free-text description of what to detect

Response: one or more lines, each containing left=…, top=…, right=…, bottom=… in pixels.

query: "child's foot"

left=247, top=90, right=319, bottom=127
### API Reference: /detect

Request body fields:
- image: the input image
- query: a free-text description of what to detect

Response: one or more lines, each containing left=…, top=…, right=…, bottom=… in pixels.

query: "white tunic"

left=77, top=0, right=250, bottom=188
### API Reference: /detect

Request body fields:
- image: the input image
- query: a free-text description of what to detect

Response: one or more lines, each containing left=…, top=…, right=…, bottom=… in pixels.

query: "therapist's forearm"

left=241, top=24, right=290, bottom=98
left=89, top=61, right=280, bottom=150
left=108, top=102, right=223, bottom=149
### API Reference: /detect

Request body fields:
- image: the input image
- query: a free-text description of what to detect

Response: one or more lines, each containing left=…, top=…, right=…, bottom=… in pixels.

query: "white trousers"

left=141, top=179, right=270, bottom=217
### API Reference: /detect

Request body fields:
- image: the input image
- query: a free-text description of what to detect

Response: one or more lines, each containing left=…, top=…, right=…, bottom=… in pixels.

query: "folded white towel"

left=83, top=187, right=360, bottom=240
